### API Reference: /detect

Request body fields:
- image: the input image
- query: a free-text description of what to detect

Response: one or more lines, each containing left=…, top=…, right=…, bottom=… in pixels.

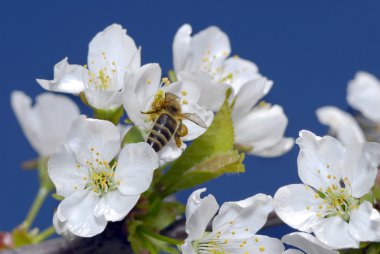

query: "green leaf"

left=367, top=243, right=380, bottom=254
left=144, top=201, right=185, bottom=231
left=167, top=151, right=245, bottom=193
left=93, top=106, right=124, bottom=125
left=127, top=220, right=147, bottom=254
left=159, top=98, right=239, bottom=195
left=121, top=126, right=144, bottom=147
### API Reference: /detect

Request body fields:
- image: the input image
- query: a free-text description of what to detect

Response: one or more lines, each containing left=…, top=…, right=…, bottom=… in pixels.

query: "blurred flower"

left=274, top=130, right=380, bottom=249
left=347, top=71, right=380, bottom=123
left=37, top=24, right=141, bottom=110
left=181, top=188, right=284, bottom=254
left=0, top=232, right=13, bottom=250
left=123, top=63, right=213, bottom=164
left=316, top=106, right=365, bottom=146
left=282, top=232, right=339, bottom=254
left=49, top=116, right=158, bottom=237
left=172, top=24, right=293, bottom=157
left=11, top=91, right=79, bottom=157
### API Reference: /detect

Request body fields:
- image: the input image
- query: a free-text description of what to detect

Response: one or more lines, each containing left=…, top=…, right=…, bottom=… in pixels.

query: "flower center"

left=85, top=52, right=118, bottom=91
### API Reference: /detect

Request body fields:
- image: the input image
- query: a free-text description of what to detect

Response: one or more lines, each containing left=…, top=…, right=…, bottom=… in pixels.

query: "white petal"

left=83, top=89, right=123, bottom=110
left=274, top=184, right=324, bottom=232
left=156, top=139, right=185, bottom=165
left=218, top=57, right=259, bottom=93
left=48, top=144, right=88, bottom=197
left=232, top=77, right=273, bottom=120
left=349, top=201, right=380, bottom=242
left=340, top=142, right=380, bottom=198
left=118, top=124, right=132, bottom=140
left=312, top=216, right=359, bottom=249
left=93, top=191, right=140, bottom=222
left=53, top=212, right=67, bottom=235
left=250, top=137, right=294, bottom=157
left=185, top=188, right=219, bottom=241
left=162, top=73, right=202, bottom=104
left=130, top=63, right=162, bottom=106
left=58, top=190, right=107, bottom=237
left=212, top=194, right=273, bottom=236
left=36, top=58, right=85, bottom=94
left=282, top=232, right=339, bottom=254
left=88, top=24, right=140, bottom=86
left=283, top=250, right=304, bottom=254
left=296, top=130, right=344, bottom=190
left=173, top=24, right=192, bottom=73
left=234, top=105, right=289, bottom=154
left=66, top=116, right=121, bottom=165
left=347, top=71, right=380, bottom=123
left=176, top=25, right=230, bottom=73
left=115, top=142, right=158, bottom=195
left=181, top=103, right=214, bottom=141
left=316, top=106, right=365, bottom=145
left=11, top=91, right=80, bottom=156
left=222, top=235, right=284, bottom=254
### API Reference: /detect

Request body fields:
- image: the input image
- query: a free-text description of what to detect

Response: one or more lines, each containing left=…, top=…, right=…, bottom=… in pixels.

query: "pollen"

left=181, top=90, right=187, bottom=96
left=147, top=79, right=152, bottom=84
left=259, top=246, right=265, bottom=252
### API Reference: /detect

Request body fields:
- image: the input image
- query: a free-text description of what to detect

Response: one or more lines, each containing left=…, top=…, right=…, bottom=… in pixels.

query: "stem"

left=22, top=187, right=50, bottom=230
left=33, top=226, right=56, bottom=244
left=140, top=228, right=179, bottom=245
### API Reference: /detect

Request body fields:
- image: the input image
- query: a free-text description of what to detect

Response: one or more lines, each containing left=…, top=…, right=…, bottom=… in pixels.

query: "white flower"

left=173, top=24, right=293, bottom=157
left=316, top=106, right=365, bottom=146
left=274, top=130, right=380, bottom=249
left=181, top=188, right=284, bottom=254
left=123, top=64, right=214, bottom=164
left=37, top=24, right=140, bottom=110
left=347, top=71, right=380, bottom=123
left=282, top=232, right=339, bottom=254
left=49, top=116, right=159, bottom=237
left=11, top=91, right=80, bottom=156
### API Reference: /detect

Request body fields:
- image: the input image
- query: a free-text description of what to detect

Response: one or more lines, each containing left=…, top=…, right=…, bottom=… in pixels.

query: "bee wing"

left=164, top=92, right=180, bottom=103
left=181, top=113, right=207, bottom=128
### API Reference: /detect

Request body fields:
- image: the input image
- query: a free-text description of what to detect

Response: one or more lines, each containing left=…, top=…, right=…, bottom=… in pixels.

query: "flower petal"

left=347, top=71, right=380, bottom=123
left=66, top=116, right=121, bottom=165
left=282, top=232, right=339, bottom=254
left=57, top=190, right=106, bottom=237
left=348, top=201, right=380, bottom=242
left=173, top=24, right=192, bottom=73
left=212, top=194, right=273, bottom=236
left=115, top=142, right=159, bottom=195
left=312, top=216, right=359, bottom=249
left=316, top=106, right=365, bottom=145
left=88, top=24, right=140, bottom=86
left=240, top=235, right=285, bottom=254
left=48, top=144, right=88, bottom=197
left=340, top=142, right=380, bottom=198
left=11, top=91, right=80, bottom=156
left=274, top=184, right=324, bottom=232
left=163, top=73, right=202, bottom=104
left=185, top=188, right=219, bottom=241
left=84, top=89, right=123, bottom=110
left=93, top=191, right=140, bottom=222
left=232, top=77, right=273, bottom=121
left=234, top=105, right=289, bottom=155
left=296, top=130, right=344, bottom=190
left=156, top=139, right=185, bottom=165
left=249, top=137, right=294, bottom=157
left=36, top=58, right=85, bottom=94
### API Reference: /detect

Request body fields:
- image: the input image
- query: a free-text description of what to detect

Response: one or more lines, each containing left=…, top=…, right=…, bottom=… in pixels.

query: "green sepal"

left=93, top=106, right=124, bottom=125
left=51, top=193, right=64, bottom=201
left=168, top=70, right=178, bottom=82
left=11, top=228, right=34, bottom=248
left=121, top=126, right=145, bottom=147
left=373, top=185, right=380, bottom=202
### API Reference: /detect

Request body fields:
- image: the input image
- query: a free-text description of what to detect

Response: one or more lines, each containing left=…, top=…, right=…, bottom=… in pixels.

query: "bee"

left=142, top=92, right=207, bottom=152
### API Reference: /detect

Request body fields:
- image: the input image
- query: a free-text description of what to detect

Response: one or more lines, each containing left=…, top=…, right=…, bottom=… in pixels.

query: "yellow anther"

left=147, top=79, right=152, bottom=84
left=259, top=246, right=265, bottom=252
left=181, top=90, right=188, bottom=96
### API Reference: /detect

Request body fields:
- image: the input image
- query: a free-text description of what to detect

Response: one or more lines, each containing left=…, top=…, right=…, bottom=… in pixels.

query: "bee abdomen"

left=147, top=113, right=177, bottom=152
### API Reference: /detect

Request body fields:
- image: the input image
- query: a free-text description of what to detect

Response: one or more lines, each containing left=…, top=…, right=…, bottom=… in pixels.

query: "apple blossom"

left=49, top=116, right=159, bottom=237
left=37, top=24, right=141, bottom=110
left=123, top=63, right=213, bottom=164
left=181, top=188, right=285, bottom=254
left=282, top=232, right=339, bottom=254
left=172, top=24, right=293, bottom=157
left=274, top=130, right=380, bottom=249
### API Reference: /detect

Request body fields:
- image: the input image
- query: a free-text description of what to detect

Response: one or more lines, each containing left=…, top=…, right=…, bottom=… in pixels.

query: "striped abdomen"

left=147, top=113, right=178, bottom=152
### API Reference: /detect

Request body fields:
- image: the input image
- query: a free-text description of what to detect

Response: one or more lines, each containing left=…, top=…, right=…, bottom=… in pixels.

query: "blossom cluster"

left=8, top=23, right=380, bottom=254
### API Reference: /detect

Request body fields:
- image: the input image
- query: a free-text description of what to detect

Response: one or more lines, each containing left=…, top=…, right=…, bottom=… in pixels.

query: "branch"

left=1, top=212, right=283, bottom=254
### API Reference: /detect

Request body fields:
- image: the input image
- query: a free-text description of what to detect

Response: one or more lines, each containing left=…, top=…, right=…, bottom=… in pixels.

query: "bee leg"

left=177, top=122, right=188, bottom=137
left=141, top=109, right=160, bottom=115
left=174, top=134, right=182, bottom=148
